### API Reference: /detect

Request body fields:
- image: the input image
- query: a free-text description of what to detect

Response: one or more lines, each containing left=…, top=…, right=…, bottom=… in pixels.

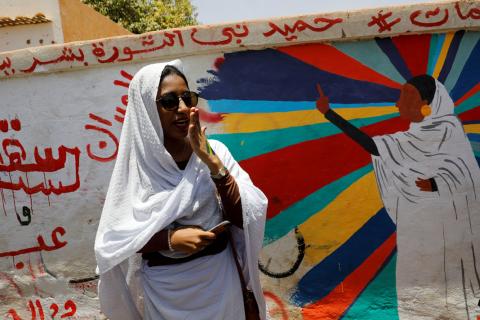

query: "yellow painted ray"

left=464, top=124, right=480, bottom=134
left=221, top=106, right=397, bottom=134
left=298, top=172, right=384, bottom=265
left=432, top=32, right=455, bottom=79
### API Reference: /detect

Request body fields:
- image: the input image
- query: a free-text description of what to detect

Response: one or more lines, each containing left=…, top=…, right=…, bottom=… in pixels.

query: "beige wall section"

left=58, top=0, right=131, bottom=43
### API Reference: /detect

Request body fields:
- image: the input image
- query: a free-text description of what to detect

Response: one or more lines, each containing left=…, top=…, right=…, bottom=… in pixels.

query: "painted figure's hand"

left=316, top=83, right=330, bottom=114
left=188, top=107, right=224, bottom=175
left=170, top=227, right=216, bottom=254
left=415, top=178, right=433, bottom=192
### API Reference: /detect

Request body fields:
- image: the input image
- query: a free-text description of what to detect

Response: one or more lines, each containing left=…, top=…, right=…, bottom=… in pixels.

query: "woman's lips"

left=173, top=118, right=189, bottom=130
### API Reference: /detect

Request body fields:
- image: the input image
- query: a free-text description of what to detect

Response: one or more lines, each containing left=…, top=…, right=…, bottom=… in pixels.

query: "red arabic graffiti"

left=0, top=57, right=15, bottom=76
left=21, top=47, right=86, bottom=73
left=0, top=117, right=80, bottom=220
left=85, top=113, right=119, bottom=163
left=91, top=30, right=184, bottom=64
left=112, top=70, right=133, bottom=124
left=7, top=299, right=77, bottom=320
left=263, top=17, right=343, bottom=41
left=0, top=139, right=81, bottom=196
left=368, top=10, right=402, bottom=33
left=0, top=2, right=473, bottom=79
left=191, top=24, right=249, bottom=45
left=0, top=226, right=66, bottom=259
left=410, top=7, right=449, bottom=27
left=84, top=70, right=133, bottom=163
left=455, top=2, right=480, bottom=20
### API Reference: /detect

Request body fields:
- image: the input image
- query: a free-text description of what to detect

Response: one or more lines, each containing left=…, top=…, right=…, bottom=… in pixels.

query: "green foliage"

left=82, top=0, right=198, bottom=34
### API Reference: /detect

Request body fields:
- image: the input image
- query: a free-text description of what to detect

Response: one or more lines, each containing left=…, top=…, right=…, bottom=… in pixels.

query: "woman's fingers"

left=199, top=231, right=216, bottom=240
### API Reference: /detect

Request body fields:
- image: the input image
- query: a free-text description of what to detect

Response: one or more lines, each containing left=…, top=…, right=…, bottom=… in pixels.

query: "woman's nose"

left=177, top=97, right=189, bottom=113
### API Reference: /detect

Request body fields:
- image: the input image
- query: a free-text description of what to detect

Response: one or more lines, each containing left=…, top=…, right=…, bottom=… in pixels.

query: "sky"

left=190, top=0, right=439, bottom=25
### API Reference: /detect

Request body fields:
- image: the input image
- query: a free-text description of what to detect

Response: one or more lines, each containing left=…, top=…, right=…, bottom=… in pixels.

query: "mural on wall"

left=0, top=6, right=479, bottom=317
left=198, top=30, right=480, bottom=319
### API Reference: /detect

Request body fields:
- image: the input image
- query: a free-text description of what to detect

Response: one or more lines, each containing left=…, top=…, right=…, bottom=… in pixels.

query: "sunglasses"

left=155, top=91, right=199, bottom=111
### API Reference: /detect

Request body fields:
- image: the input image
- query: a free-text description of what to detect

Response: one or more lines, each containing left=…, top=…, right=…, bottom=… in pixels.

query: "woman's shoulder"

left=207, top=139, right=234, bottom=160
left=207, top=139, right=228, bottom=151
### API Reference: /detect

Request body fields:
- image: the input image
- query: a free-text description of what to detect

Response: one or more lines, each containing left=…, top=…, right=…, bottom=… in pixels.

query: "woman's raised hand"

left=316, top=83, right=330, bottom=114
left=170, top=227, right=216, bottom=254
left=188, top=107, right=224, bottom=175
left=188, top=107, right=209, bottom=161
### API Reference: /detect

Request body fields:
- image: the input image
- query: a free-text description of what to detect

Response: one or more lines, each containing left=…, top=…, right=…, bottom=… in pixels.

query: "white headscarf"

left=94, top=60, right=268, bottom=319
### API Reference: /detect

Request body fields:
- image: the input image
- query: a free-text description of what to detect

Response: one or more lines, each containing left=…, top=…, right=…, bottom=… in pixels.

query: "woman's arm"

left=212, top=170, right=243, bottom=228
left=137, top=230, right=169, bottom=253
left=316, top=84, right=379, bottom=156
left=189, top=107, right=244, bottom=227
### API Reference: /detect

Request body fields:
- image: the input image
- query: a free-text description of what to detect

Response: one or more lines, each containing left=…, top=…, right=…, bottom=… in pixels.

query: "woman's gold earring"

left=420, top=105, right=431, bottom=117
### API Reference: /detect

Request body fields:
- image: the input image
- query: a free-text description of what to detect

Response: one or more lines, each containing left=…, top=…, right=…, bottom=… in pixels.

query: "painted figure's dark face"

left=156, top=74, right=190, bottom=141
left=396, top=83, right=428, bottom=123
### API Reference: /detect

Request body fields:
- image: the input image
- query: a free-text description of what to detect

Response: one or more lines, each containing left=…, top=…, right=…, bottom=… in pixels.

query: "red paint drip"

left=1, top=189, right=6, bottom=216
left=25, top=172, right=33, bottom=215
left=43, top=173, right=51, bottom=206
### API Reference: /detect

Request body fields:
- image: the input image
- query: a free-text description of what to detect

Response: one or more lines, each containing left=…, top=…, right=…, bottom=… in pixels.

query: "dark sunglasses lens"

left=159, top=93, right=178, bottom=110
left=181, top=92, right=198, bottom=107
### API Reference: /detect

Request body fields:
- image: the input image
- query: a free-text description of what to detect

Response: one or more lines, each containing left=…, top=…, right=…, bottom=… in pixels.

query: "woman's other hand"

left=188, top=107, right=224, bottom=175
left=170, top=227, right=216, bottom=254
left=316, top=83, right=330, bottom=114
left=415, top=177, right=433, bottom=192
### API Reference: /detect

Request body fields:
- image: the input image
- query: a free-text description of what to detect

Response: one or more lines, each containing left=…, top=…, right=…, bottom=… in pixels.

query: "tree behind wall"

left=82, top=0, right=198, bottom=34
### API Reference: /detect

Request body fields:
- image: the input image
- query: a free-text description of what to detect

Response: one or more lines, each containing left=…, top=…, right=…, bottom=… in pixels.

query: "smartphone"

left=208, top=220, right=231, bottom=235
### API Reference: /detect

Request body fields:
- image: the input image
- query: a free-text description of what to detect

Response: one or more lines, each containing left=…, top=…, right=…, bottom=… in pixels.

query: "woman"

left=94, top=60, right=268, bottom=320
left=316, top=75, right=480, bottom=319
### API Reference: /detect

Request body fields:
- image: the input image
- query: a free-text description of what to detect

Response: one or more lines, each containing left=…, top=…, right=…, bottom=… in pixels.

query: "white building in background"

left=0, top=0, right=131, bottom=53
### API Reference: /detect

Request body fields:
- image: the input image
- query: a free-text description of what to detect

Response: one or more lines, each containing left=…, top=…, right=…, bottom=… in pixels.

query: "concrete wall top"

left=0, top=0, right=478, bottom=80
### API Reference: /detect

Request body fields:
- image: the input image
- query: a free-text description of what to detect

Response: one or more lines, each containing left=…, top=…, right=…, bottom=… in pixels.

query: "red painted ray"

left=455, top=82, right=480, bottom=106
left=240, top=117, right=409, bottom=219
left=459, top=106, right=480, bottom=123
left=302, top=233, right=396, bottom=319
left=278, top=44, right=402, bottom=90
left=199, top=109, right=224, bottom=123
left=391, top=34, right=431, bottom=77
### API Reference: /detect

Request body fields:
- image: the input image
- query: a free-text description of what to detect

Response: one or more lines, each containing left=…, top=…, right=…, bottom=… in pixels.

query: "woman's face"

left=396, top=83, right=428, bottom=123
left=156, top=74, right=190, bottom=141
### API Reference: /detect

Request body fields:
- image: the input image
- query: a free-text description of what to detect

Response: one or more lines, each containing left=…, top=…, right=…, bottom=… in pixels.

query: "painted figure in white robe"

left=316, top=75, right=480, bottom=319
left=94, top=60, right=268, bottom=320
